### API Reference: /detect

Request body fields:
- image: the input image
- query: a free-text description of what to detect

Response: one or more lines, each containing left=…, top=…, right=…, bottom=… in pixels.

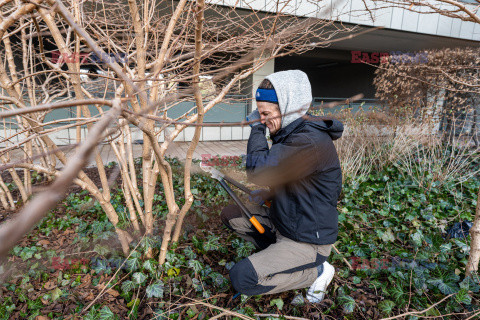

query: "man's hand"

left=246, top=110, right=262, bottom=127
left=249, top=189, right=271, bottom=206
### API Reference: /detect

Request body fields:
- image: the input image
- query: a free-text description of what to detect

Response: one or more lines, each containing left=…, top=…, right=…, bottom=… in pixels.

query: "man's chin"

left=269, top=127, right=278, bottom=136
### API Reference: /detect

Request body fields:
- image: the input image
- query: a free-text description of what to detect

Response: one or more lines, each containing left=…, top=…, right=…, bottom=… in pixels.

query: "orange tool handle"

left=249, top=216, right=265, bottom=234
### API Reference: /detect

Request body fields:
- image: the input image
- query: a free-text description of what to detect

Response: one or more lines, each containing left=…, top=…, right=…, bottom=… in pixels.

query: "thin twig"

left=332, top=244, right=353, bottom=270
left=379, top=294, right=454, bottom=320
left=254, top=314, right=310, bottom=320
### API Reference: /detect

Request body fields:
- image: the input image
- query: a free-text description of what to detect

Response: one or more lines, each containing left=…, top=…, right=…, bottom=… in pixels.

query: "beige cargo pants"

left=221, top=203, right=332, bottom=295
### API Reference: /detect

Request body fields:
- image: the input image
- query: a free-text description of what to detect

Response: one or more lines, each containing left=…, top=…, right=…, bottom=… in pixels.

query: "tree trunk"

left=472, top=107, right=478, bottom=148
left=172, top=0, right=205, bottom=243
left=466, top=187, right=480, bottom=276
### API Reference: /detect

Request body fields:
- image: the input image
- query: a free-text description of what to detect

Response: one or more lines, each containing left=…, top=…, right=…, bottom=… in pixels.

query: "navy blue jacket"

left=246, top=116, right=343, bottom=245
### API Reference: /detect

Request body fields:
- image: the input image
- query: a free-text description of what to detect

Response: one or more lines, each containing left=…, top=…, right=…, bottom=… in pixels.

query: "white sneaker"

left=306, top=261, right=335, bottom=303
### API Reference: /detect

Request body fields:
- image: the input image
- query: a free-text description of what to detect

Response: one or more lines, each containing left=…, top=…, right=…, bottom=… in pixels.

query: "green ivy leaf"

left=438, top=281, right=459, bottom=295
left=146, top=281, right=164, bottom=298
left=378, top=300, right=395, bottom=315
left=183, top=246, right=197, bottom=260
left=439, top=243, right=452, bottom=254
left=188, top=260, right=203, bottom=273
left=460, top=276, right=480, bottom=293
left=209, top=272, right=228, bottom=288
left=192, top=278, right=202, bottom=292
left=143, top=260, right=157, bottom=273
left=338, top=295, right=355, bottom=314
left=84, top=305, right=99, bottom=320
left=132, top=272, right=147, bottom=285
left=270, top=298, right=284, bottom=310
left=92, top=259, right=110, bottom=274
left=121, top=280, right=135, bottom=293
left=454, top=239, right=470, bottom=253
left=203, top=235, right=221, bottom=252
left=99, top=306, right=115, bottom=320
left=455, top=288, right=472, bottom=305
left=381, top=228, right=395, bottom=243
left=127, top=298, right=140, bottom=308
left=91, top=221, right=105, bottom=234
left=141, top=236, right=157, bottom=251
left=94, top=244, right=110, bottom=256
left=125, top=257, right=140, bottom=272
left=427, top=278, right=459, bottom=295
left=192, top=236, right=203, bottom=251
left=236, top=241, right=255, bottom=258
left=425, top=306, right=441, bottom=317
left=50, top=288, right=62, bottom=301
left=20, top=247, right=37, bottom=261
left=411, top=231, right=423, bottom=247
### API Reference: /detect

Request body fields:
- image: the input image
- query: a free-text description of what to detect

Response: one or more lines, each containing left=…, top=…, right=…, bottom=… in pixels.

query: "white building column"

left=251, top=55, right=275, bottom=111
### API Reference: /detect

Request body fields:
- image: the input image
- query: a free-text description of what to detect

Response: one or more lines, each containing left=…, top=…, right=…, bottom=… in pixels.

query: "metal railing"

left=311, top=97, right=379, bottom=114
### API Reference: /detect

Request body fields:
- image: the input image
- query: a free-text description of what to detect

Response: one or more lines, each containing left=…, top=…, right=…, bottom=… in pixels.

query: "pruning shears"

left=200, top=165, right=267, bottom=234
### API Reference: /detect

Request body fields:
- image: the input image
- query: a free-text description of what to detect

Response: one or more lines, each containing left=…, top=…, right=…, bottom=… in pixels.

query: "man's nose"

left=260, top=116, right=266, bottom=124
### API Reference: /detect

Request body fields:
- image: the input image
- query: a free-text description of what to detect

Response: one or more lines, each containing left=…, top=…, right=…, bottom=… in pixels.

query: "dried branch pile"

left=374, top=47, right=480, bottom=143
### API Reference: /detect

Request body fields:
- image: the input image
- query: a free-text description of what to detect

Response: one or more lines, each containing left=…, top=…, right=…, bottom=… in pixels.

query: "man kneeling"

left=220, top=70, right=343, bottom=302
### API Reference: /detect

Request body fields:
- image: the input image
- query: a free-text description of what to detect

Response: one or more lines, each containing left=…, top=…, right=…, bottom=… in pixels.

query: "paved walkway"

left=165, top=141, right=247, bottom=160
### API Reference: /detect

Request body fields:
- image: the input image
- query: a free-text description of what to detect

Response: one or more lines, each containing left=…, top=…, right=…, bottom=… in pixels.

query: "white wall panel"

left=223, top=0, right=240, bottom=8
left=252, top=56, right=275, bottom=110
left=173, top=130, right=185, bottom=142
left=242, top=0, right=265, bottom=11
left=71, top=128, right=87, bottom=141
left=265, top=0, right=280, bottom=13
left=204, top=0, right=220, bottom=5
left=451, top=18, right=462, bottom=38
left=277, top=0, right=298, bottom=15
left=401, top=9, right=419, bottom=32
left=416, top=6, right=438, bottom=35
left=49, top=130, right=69, bottom=145
left=349, top=0, right=376, bottom=25
left=373, top=4, right=392, bottom=28
left=459, top=20, right=475, bottom=40
left=213, top=0, right=479, bottom=40
left=231, top=127, right=243, bottom=140
left=390, top=7, right=404, bottom=29
left=331, top=0, right=351, bottom=22
left=473, top=23, right=480, bottom=41
left=295, top=0, right=320, bottom=17
left=184, top=127, right=196, bottom=141
left=237, top=0, right=253, bottom=10
left=220, top=127, right=232, bottom=140
left=436, top=13, right=453, bottom=37
left=316, top=0, right=333, bottom=20
left=203, top=127, right=221, bottom=141
left=242, top=126, right=251, bottom=139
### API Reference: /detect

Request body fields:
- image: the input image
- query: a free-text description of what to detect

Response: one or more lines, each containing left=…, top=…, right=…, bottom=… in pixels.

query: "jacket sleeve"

left=246, top=126, right=323, bottom=187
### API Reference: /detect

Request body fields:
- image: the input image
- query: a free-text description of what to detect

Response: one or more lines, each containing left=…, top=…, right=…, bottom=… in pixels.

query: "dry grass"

left=334, top=112, right=480, bottom=189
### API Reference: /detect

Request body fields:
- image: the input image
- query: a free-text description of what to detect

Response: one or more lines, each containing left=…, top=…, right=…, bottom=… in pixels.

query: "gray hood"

left=266, top=70, right=312, bottom=129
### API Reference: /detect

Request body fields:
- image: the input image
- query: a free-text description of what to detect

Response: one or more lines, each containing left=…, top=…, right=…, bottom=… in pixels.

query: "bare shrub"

left=0, top=0, right=355, bottom=264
